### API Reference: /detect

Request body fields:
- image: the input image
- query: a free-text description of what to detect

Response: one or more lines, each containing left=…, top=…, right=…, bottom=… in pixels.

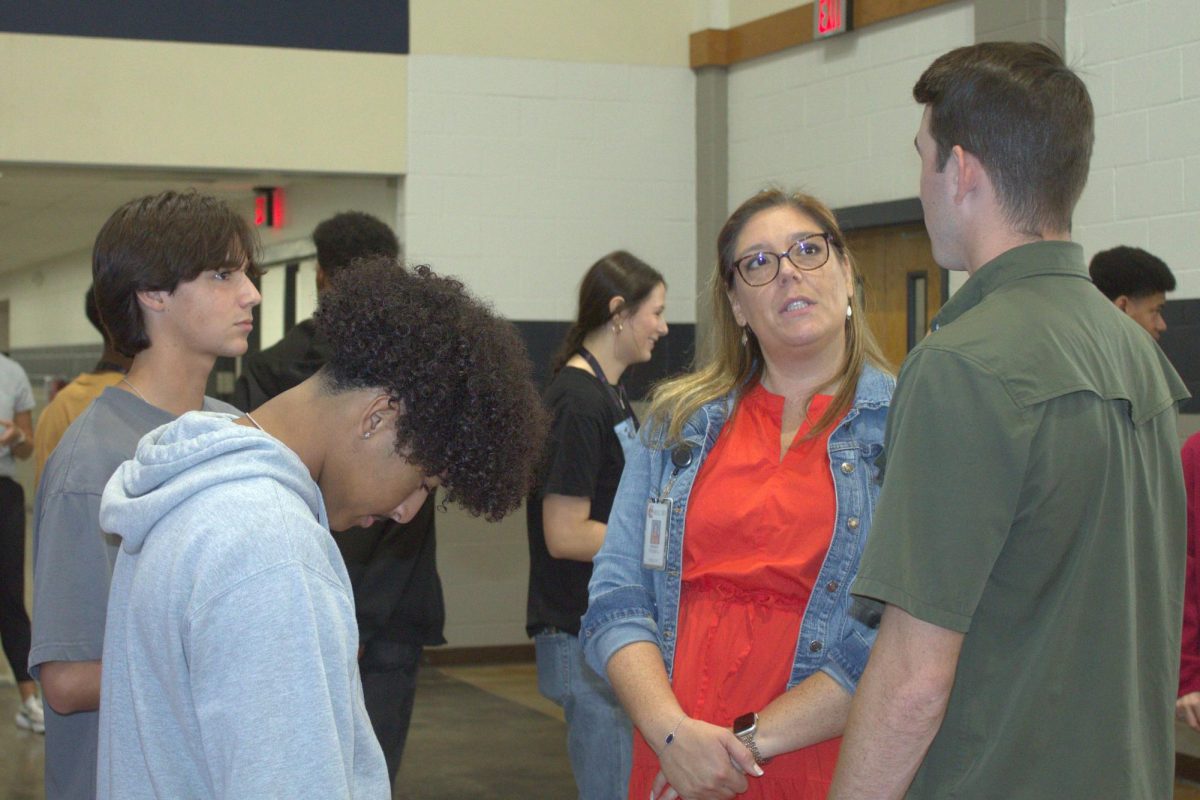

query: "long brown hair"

left=645, top=189, right=889, bottom=445
left=551, top=250, right=665, bottom=374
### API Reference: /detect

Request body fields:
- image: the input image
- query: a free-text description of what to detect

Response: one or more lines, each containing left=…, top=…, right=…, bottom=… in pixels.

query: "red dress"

left=628, top=385, right=843, bottom=799
left=1180, top=433, right=1200, bottom=697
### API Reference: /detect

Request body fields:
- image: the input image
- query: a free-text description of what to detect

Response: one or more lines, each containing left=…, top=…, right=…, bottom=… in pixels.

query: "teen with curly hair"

left=95, top=258, right=547, bottom=799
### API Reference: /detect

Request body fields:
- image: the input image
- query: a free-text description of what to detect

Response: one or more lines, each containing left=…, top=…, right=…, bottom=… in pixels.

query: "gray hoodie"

left=97, top=411, right=389, bottom=799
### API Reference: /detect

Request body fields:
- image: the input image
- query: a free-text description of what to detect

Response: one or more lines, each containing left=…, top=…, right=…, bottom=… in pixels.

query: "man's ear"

left=359, top=393, right=398, bottom=440
left=316, top=265, right=328, bottom=294
left=136, top=290, right=168, bottom=313
left=950, top=144, right=983, bottom=205
left=1115, top=295, right=1131, bottom=313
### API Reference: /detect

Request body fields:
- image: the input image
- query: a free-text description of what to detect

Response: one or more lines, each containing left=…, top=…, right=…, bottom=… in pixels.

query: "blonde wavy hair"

left=645, top=189, right=890, bottom=445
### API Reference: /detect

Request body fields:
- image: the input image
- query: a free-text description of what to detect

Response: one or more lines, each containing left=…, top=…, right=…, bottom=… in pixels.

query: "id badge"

left=642, top=498, right=671, bottom=570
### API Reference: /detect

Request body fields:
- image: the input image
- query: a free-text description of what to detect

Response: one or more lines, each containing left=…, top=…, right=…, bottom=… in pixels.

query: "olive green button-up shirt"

left=855, top=240, right=1188, bottom=798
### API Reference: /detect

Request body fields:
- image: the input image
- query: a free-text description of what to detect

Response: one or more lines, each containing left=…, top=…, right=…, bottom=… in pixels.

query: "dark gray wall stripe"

left=0, top=1, right=409, bottom=55
left=834, top=198, right=924, bottom=232
left=516, top=321, right=696, bottom=401
left=1161, top=300, right=1200, bottom=414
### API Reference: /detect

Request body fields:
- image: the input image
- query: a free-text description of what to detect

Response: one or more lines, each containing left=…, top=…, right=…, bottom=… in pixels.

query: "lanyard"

left=577, top=347, right=638, bottom=429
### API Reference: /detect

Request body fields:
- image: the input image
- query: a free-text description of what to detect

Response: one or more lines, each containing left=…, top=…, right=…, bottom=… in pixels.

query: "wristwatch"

left=732, top=711, right=770, bottom=765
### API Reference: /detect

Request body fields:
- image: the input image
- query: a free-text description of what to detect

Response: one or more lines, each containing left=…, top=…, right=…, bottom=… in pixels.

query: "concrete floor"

left=3, top=664, right=1200, bottom=799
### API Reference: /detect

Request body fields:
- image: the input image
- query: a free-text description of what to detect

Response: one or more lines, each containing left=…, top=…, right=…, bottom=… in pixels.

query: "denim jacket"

left=581, top=363, right=894, bottom=695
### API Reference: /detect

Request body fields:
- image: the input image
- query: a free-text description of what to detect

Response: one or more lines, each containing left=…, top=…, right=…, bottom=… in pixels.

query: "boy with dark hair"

left=31, top=190, right=261, bottom=800
left=233, top=211, right=441, bottom=788
left=1089, top=245, right=1176, bottom=340
left=97, top=260, right=547, bottom=799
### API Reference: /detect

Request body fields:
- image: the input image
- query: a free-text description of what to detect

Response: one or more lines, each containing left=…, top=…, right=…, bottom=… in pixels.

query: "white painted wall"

left=1067, top=0, right=1200, bottom=296
left=406, top=54, right=696, bottom=648
left=406, top=55, right=697, bottom=323
left=726, top=1, right=974, bottom=212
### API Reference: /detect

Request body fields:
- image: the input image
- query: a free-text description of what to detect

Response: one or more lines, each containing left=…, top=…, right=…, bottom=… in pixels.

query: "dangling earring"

left=740, top=327, right=748, bottom=347
left=845, top=304, right=853, bottom=319
left=612, top=321, right=623, bottom=334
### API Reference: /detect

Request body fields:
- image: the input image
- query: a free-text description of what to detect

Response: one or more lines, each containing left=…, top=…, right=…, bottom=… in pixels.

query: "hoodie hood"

left=101, top=411, right=325, bottom=554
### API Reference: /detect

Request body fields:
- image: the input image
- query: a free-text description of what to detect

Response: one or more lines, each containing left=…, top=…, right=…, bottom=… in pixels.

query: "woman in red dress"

left=581, top=190, right=894, bottom=799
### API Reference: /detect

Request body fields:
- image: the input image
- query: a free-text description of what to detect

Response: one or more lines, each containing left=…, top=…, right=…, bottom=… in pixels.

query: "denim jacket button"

left=826, top=580, right=839, bottom=592
left=847, top=516, right=860, bottom=530
left=664, top=630, right=674, bottom=640
left=840, top=462, right=854, bottom=475
left=809, top=640, right=823, bottom=652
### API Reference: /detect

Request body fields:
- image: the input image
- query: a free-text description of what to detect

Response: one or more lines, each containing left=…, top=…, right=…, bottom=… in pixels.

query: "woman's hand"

left=651, top=717, right=760, bottom=800
left=1178, top=692, right=1200, bottom=732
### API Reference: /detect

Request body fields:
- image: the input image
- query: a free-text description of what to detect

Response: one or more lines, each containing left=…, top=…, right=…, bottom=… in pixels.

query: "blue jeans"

left=535, top=630, right=633, bottom=800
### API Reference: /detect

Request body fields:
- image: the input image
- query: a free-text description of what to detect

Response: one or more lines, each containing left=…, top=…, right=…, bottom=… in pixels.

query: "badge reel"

left=643, top=445, right=693, bottom=570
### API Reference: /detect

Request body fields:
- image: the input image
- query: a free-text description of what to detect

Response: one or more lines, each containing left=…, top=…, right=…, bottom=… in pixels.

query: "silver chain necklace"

left=120, top=377, right=149, bottom=404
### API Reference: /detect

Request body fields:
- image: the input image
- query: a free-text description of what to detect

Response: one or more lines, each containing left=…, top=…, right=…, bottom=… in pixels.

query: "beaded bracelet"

left=664, top=714, right=686, bottom=747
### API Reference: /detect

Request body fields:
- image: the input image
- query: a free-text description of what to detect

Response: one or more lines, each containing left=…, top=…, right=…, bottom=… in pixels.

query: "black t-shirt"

left=526, top=367, right=628, bottom=637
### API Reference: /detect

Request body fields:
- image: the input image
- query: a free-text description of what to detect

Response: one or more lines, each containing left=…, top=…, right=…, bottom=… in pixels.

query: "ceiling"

left=0, top=164, right=301, bottom=275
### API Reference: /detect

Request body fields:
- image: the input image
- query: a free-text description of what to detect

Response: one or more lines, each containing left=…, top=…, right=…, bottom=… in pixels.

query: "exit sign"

left=815, top=0, right=851, bottom=38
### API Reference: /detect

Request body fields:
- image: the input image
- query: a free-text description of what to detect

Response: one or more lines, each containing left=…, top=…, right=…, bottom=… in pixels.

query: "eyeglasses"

left=731, top=233, right=835, bottom=287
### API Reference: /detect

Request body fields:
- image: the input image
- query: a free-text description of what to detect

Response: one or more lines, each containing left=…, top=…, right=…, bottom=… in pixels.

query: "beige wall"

left=410, top=0, right=697, bottom=66
left=726, top=0, right=803, bottom=26
left=0, top=33, right=407, bottom=174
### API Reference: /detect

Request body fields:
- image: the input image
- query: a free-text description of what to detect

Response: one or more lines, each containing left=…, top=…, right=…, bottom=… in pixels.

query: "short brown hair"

left=913, top=42, right=1093, bottom=235
left=93, top=190, right=260, bottom=356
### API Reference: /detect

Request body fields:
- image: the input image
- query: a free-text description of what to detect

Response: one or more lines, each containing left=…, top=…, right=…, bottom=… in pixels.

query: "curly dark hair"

left=1089, top=246, right=1175, bottom=301
left=314, top=257, right=549, bottom=521
left=313, top=211, right=401, bottom=278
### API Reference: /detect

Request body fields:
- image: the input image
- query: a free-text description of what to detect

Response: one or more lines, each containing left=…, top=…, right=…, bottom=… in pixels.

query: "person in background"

left=830, top=42, right=1187, bottom=798
left=30, top=190, right=260, bottom=800
left=0, top=349, right=39, bottom=733
left=97, top=259, right=548, bottom=799
left=582, top=190, right=893, bottom=799
left=232, top=211, right=444, bottom=788
left=33, top=287, right=132, bottom=488
left=526, top=250, right=667, bottom=799
left=1181, top=433, right=1200, bottom=732
left=1088, top=245, right=1176, bottom=341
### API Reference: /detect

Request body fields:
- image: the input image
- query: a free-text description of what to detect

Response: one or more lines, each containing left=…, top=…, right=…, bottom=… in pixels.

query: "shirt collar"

left=931, top=241, right=1088, bottom=331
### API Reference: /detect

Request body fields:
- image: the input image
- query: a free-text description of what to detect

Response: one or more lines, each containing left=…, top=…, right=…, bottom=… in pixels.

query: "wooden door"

left=844, top=222, right=945, bottom=371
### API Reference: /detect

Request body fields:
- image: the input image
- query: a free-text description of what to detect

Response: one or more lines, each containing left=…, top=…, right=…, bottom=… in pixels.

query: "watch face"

left=733, top=712, right=757, bottom=735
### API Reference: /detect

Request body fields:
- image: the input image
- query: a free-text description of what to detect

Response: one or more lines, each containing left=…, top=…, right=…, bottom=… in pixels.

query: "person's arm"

left=542, top=494, right=606, bottom=561
left=751, top=671, right=852, bottom=758
left=30, top=488, right=112, bottom=711
left=828, top=604, right=963, bottom=799
left=607, top=641, right=760, bottom=800
left=40, top=660, right=102, bottom=714
left=0, top=410, right=33, bottom=459
left=1179, top=437, right=1200, bottom=729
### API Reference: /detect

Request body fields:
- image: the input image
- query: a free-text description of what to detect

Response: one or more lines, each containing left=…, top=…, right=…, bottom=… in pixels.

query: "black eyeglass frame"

left=731, top=232, right=838, bottom=287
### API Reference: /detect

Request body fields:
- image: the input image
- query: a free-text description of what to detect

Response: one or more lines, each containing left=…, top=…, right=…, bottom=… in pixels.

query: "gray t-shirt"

left=29, top=387, right=236, bottom=800
left=0, top=353, right=34, bottom=478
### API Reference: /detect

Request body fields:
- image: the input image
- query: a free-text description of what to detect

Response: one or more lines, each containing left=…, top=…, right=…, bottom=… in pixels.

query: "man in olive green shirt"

left=830, top=43, right=1188, bottom=799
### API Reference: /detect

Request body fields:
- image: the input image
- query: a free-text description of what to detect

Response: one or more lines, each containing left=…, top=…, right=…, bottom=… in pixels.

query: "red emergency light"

left=815, top=0, right=852, bottom=38
left=253, top=187, right=285, bottom=228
